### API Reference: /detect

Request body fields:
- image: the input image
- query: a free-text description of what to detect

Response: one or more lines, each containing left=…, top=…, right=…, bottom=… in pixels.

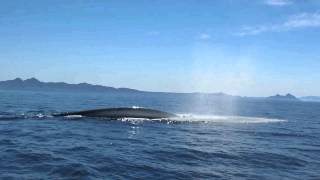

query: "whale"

left=53, top=107, right=177, bottom=119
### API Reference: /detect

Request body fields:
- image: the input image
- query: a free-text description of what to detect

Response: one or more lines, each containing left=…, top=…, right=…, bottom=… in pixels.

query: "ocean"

left=0, top=90, right=319, bottom=179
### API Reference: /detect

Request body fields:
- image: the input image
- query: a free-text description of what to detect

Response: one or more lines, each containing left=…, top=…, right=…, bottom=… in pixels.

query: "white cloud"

left=236, top=12, right=320, bottom=36
left=199, top=33, right=211, bottom=40
left=264, top=0, right=292, bottom=6
left=284, top=13, right=320, bottom=28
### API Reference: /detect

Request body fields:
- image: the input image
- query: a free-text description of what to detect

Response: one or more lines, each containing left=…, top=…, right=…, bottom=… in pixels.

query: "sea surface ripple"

left=0, top=90, right=319, bottom=179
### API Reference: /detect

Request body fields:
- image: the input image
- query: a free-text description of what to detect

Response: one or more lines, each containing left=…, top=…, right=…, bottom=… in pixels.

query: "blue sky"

left=0, top=0, right=320, bottom=96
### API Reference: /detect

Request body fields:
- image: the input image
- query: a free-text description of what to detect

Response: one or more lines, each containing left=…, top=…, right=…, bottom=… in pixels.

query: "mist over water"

left=0, top=90, right=320, bottom=179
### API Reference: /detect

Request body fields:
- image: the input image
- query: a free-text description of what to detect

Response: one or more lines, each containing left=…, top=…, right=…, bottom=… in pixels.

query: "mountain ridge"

left=267, top=93, right=299, bottom=101
left=0, top=78, right=305, bottom=102
left=0, top=78, right=141, bottom=93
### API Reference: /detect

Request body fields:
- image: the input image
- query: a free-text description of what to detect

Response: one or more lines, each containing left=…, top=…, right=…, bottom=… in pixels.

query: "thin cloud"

left=284, top=13, right=320, bottom=28
left=264, top=0, right=292, bottom=6
left=236, top=12, right=320, bottom=36
left=199, top=33, right=211, bottom=40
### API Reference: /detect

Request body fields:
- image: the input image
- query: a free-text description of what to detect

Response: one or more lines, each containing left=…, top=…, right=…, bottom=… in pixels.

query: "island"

left=267, top=93, right=299, bottom=101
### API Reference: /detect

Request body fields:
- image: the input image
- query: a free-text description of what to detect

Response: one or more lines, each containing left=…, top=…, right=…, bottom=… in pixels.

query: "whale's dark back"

left=54, top=107, right=177, bottom=119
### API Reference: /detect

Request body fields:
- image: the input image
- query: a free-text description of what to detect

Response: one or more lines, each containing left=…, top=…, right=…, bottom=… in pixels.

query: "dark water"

left=0, top=90, right=319, bottom=179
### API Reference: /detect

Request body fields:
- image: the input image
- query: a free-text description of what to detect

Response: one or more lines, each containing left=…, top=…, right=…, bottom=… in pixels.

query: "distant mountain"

left=267, top=93, right=299, bottom=101
left=0, top=78, right=308, bottom=102
left=0, top=78, right=141, bottom=93
left=300, top=96, right=320, bottom=102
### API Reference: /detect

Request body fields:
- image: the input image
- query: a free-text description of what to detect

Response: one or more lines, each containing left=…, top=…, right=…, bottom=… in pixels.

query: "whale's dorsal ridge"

left=54, top=107, right=177, bottom=119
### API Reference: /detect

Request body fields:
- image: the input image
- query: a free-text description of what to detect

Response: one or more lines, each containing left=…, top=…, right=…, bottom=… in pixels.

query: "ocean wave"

left=0, top=112, right=53, bottom=120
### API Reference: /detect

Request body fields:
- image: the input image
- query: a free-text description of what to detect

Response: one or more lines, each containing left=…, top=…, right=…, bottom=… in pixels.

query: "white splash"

left=132, top=106, right=142, bottom=109
left=65, top=115, right=83, bottom=119
left=173, top=114, right=287, bottom=123
left=36, top=113, right=45, bottom=118
left=119, top=114, right=286, bottom=124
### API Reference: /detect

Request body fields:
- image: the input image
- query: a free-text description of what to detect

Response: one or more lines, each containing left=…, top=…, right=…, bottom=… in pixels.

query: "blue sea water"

left=0, top=90, right=319, bottom=179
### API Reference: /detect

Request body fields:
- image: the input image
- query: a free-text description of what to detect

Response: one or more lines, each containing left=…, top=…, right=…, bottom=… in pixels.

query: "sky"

left=0, top=0, right=320, bottom=96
